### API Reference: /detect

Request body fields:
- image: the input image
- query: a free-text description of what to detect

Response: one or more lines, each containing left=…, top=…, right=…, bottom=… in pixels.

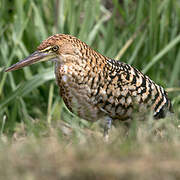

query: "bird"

left=5, top=34, right=173, bottom=138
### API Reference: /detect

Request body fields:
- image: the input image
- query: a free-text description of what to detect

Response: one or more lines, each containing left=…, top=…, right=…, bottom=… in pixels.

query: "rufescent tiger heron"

left=5, top=34, right=173, bottom=139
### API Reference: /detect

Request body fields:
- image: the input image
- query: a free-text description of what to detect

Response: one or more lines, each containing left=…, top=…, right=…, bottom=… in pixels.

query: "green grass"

left=0, top=0, right=180, bottom=179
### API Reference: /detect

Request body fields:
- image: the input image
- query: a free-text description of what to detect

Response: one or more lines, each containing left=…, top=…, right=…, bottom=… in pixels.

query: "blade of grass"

left=31, top=1, right=48, bottom=40
left=47, top=83, right=54, bottom=124
left=88, top=10, right=111, bottom=46
left=169, top=50, right=180, bottom=87
left=0, top=70, right=54, bottom=111
left=142, top=34, right=180, bottom=74
left=128, top=31, right=147, bottom=65
left=114, top=31, right=138, bottom=60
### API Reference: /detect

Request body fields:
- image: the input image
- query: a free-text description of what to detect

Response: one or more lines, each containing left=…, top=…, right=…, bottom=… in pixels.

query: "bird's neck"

left=55, top=48, right=111, bottom=86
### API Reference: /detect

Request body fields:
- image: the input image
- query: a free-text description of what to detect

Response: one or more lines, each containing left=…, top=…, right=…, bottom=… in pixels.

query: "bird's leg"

left=103, top=116, right=112, bottom=141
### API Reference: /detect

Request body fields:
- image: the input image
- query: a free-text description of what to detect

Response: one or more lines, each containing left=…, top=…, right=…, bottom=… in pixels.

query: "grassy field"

left=0, top=0, right=180, bottom=179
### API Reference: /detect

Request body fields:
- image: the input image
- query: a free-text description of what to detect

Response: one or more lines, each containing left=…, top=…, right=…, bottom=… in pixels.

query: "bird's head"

left=5, top=34, right=79, bottom=72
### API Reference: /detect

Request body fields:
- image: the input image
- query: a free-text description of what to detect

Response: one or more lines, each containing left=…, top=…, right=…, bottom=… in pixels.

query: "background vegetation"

left=0, top=0, right=180, bottom=179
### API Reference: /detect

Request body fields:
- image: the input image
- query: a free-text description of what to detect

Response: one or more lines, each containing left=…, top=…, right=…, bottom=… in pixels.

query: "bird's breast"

left=54, top=62, right=105, bottom=121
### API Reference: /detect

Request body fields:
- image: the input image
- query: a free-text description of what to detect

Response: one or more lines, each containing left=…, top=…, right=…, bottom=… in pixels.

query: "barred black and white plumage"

left=103, top=59, right=173, bottom=120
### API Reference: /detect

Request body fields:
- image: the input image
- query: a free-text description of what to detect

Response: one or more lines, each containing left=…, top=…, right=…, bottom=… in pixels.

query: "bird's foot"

left=103, top=116, right=112, bottom=142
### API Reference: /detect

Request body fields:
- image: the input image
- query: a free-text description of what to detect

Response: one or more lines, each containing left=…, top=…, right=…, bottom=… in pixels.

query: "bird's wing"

left=105, top=59, right=173, bottom=118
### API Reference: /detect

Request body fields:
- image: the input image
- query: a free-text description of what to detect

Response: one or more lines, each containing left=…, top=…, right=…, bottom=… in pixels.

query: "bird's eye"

left=52, top=45, right=59, bottom=52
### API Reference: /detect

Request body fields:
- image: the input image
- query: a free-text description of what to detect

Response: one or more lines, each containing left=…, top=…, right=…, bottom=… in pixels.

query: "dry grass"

left=0, top=117, right=180, bottom=180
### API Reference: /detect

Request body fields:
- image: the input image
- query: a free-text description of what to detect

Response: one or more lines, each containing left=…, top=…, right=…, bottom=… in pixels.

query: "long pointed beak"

left=5, top=51, right=56, bottom=72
